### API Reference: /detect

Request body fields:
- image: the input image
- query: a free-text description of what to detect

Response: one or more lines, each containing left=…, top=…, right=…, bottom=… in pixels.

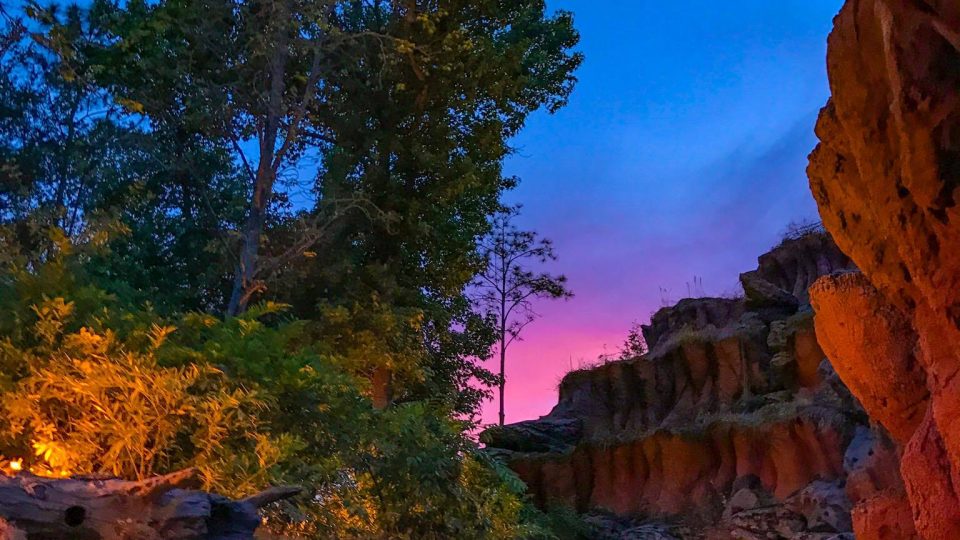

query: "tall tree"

left=1, top=3, right=248, bottom=313
left=42, top=0, right=581, bottom=415
left=475, top=209, right=572, bottom=425
left=274, top=0, right=582, bottom=415
left=0, top=1, right=586, bottom=535
left=74, top=0, right=582, bottom=320
left=0, top=3, right=116, bottom=231
left=71, top=0, right=352, bottom=315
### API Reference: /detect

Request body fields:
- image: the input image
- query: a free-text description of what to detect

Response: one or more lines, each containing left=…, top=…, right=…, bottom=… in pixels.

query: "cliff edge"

left=483, top=235, right=894, bottom=538
left=808, top=1, right=960, bottom=537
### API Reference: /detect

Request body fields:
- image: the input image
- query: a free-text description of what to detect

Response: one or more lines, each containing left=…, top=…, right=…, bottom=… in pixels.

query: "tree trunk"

left=371, top=366, right=393, bottom=410
left=226, top=10, right=289, bottom=317
left=0, top=468, right=299, bottom=540
left=499, top=337, right=506, bottom=426
left=227, top=203, right=267, bottom=317
left=499, top=246, right=508, bottom=427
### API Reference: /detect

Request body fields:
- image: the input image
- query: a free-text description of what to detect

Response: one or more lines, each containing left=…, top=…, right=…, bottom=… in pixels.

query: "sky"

left=7, top=0, right=843, bottom=426
left=478, top=0, right=845, bottom=426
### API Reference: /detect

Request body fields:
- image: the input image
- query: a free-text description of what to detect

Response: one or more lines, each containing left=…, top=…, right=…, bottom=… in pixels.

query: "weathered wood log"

left=0, top=468, right=301, bottom=540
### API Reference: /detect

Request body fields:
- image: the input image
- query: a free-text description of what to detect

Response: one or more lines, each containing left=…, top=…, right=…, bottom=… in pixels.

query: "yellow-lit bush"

left=0, top=296, right=283, bottom=489
left=0, top=227, right=559, bottom=539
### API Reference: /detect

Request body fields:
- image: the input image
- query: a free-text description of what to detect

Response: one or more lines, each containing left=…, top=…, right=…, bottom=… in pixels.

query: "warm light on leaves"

left=116, top=97, right=145, bottom=114
left=2, top=300, right=268, bottom=485
left=1, top=456, right=69, bottom=478
left=148, top=324, right=176, bottom=349
left=0, top=233, right=555, bottom=537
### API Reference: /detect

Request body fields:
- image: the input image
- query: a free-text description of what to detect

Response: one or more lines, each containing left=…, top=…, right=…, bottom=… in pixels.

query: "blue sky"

left=487, top=0, right=845, bottom=424
left=7, top=0, right=845, bottom=422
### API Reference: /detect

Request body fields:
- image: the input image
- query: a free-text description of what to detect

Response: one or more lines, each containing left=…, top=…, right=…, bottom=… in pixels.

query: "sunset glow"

left=3, top=0, right=953, bottom=536
left=478, top=0, right=843, bottom=426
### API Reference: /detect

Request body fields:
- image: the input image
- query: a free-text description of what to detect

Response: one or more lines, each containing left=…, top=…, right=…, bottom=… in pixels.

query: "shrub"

left=0, top=228, right=544, bottom=538
left=779, top=218, right=826, bottom=242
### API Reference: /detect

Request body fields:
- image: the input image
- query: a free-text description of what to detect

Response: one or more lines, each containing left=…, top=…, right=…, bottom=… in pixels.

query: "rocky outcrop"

left=0, top=468, right=299, bottom=539
left=748, top=232, right=852, bottom=305
left=483, top=236, right=884, bottom=538
left=640, top=298, right=747, bottom=352
left=810, top=273, right=929, bottom=444
left=506, top=404, right=850, bottom=519
left=808, top=0, right=960, bottom=537
left=842, top=426, right=918, bottom=540
left=705, top=479, right=854, bottom=540
left=581, top=515, right=686, bottom=540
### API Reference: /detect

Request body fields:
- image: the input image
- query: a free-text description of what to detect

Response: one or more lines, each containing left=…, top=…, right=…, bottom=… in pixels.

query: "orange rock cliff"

left=484, top=234, right=881, bottom=538
left=485, top=1, right=960, bottom=537
left=808, top=0, right=960, bottom=538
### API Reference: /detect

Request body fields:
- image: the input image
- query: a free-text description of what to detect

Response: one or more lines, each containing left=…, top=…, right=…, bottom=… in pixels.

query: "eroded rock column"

left=808, top=1, right=960, bottom=537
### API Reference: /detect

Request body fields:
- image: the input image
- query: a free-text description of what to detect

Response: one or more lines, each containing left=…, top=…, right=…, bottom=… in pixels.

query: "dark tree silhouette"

left=475, top=209, right=573, bottom=426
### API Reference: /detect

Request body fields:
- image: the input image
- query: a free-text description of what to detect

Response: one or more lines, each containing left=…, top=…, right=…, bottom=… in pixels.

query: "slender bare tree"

left=474, top=208, right=572, bottom=426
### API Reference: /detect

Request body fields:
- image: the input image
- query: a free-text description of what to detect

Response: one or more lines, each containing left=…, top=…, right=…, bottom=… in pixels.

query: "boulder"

left=808, top=0, right=960, bottom=535
left=740, top=270, right=799, bottom=311
left=480, top=417, right=582, bottom=454
left=810, top=272, right=928, bottom=444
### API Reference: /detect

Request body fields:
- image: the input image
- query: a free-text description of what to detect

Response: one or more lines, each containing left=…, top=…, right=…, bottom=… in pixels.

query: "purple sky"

left=479, top=0, right=845, bottom=425
left=8, top=0, right=843, bottom=426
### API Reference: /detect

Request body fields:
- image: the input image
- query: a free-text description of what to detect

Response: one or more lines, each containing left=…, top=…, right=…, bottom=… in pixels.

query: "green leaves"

left=0, top=225, right=557, bottom=539
left=1, top=314, right=267, bottom=482
left=0, top=1, right=585, bottom=536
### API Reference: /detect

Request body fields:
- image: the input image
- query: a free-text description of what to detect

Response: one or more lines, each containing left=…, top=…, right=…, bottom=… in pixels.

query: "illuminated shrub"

left=0, top=228, right=555, bottom=538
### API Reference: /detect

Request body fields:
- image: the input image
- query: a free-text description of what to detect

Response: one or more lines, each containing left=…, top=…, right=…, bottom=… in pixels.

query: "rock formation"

left=484, top=235, right=891, bottom=538
left=0, top=468, right=299, bottom=539
left=808, top=0, right=960, bottom=537
left=810, top=273, right=928, bottom=446
left=486, top=1, right=960, bottom=536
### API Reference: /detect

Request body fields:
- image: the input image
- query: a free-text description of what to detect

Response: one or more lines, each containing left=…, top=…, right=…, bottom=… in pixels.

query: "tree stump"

left=0, top=469, right=300, bottom=539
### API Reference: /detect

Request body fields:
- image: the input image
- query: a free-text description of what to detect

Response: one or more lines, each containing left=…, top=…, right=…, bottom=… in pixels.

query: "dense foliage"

left=0, top=0, right=581, bottom=537
left=0, top=233, right=543, bottom=537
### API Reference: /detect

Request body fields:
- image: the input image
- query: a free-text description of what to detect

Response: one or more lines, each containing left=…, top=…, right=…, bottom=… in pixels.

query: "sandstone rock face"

left=706, top=479, right=854, bottom=540
left=843, top=427, right=903, bottom=505
left=842, top=426, right=919, bottom=540
left=483, top=236, right=883, bottom=538
left=808, top=0, right=960, bottom=537
left=506, top=411, right=847, bottom=519
left=641, top=297, right=746, bottom=353
left=810, top=273, right=928, bottom=444
left=850, top=492, right=918, bottom=540
left=900, top=409, right=960, bottom=539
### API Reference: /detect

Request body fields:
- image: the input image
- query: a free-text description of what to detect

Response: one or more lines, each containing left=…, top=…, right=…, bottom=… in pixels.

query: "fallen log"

left=0, top=468, right=300, bottom=539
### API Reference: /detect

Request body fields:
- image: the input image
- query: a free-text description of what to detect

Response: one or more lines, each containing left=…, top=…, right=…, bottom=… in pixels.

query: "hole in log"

left=65, top=506, right=86, bottom=527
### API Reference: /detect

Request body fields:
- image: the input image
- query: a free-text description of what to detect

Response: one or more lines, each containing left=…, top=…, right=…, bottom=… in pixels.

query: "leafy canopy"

left=0, top=0, right=585, bottom=536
